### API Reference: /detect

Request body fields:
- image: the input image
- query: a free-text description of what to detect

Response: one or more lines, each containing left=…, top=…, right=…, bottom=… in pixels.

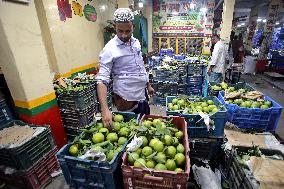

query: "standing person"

left=207, top=34, right=228, bottom=83
left=96, top=8, right=154, bottom=129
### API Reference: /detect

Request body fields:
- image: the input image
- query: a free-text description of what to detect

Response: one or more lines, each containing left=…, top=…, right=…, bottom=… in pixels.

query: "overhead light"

left=241, top=23, right=245, bottom=26
left=276, top=22, right=279, bottom=25
left=200, top=7, right=207, bottom=13
left=138, top=1, right=143, bottom=8
left=257, top=18, right=262, bottom=22
left=237, top=24, right=242, bottom=27
left=262, top=19, right=267, bottom=23
left=172, top=11, right=179, bottom=16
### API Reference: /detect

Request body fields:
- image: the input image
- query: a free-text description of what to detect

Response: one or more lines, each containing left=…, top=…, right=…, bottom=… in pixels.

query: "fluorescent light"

left=262, top=19, right=267, bottom=23
left=276, top=22, right=279, bottom=25
left=241, top=23, right=245, bottom=26
left=257, top=18, right=262, bottom=22
left=200, top=7, right=207, bottom=13
left=138, top=2, right=143, bottom=8
left=237, top=24, right=242, bottom=27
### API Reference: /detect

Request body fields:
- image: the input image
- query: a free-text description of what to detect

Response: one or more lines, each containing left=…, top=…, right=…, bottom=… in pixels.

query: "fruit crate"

left=0, top=147, right=59, bottom=189
left=57, top=112, right=138, bottom=189
left=174, top=54, right=186, bottom=60
left=166, top=96, right=227, bottom=138
left=0, top=120, right=56, bottom=170
left=0, top=99, right=13, bottom=127
left=218, top=91, right=282, bottom=131
left=208, top=82, right=255, bottom=97
left=60, top=103, right=96, bottom=128
left=64, top=124, right=93, bottom=142
left=225, top=146, right=284, bottom=189
left=187, top=63, right=205, bottom=76
left=187, top=76, right=204, bottom=86
left=56, top=84, right=97, bottom=110
left=121, top=115, right=190, bottom=189
left=189, top=138, right=223, bottom=160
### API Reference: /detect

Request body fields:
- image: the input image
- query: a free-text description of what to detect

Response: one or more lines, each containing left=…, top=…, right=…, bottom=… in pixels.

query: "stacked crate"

left=57, top=83, right=97, bottom=141
left=186, top=61, right=206, bottom=96
left=0, top=121, right=58, bottom=189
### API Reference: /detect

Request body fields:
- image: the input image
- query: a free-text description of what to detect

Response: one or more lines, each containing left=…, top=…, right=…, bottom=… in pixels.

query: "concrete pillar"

left=144, top=4, right=153, bottom=52
left=220, top=0, right=236, bottom=43
left=0, top=1, right=66, bottom=148
left=117, top=0, right=129, bottom=8
left=245, top=6, right=258, bottom=51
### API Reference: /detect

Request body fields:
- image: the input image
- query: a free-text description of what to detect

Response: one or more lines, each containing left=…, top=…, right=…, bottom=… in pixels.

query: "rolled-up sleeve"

left=96, top=48, right=113, bottom=84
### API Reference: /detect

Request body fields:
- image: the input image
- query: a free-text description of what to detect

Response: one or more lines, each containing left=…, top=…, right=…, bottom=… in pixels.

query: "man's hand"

left=208, top=66, right=214, bottom=76
left=147, top=85, right=155, bottom=97
left=101, top=109, right=113, bottom=130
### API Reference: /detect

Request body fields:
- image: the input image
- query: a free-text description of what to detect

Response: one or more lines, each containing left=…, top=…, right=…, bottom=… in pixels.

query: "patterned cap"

left=113, top=8, right=134, bottom=23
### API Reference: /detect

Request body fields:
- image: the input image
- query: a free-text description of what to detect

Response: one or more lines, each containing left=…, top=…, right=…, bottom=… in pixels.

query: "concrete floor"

left=4, top=73, right=284, bottom=188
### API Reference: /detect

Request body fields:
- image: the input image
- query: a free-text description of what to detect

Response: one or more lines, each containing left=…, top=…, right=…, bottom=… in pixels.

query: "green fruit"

left=168, top=103, right=173, bottom=110
left=164, top=135, right=173, bottom=146
left=245, top=101, right=252, bottom=108
left=92, top=146, right=104, bottom=152
left=175, top=153, right=186, bottom=166
left=134, top=158, right=146, bottom=168
left=155, top=163, right=167, bottom=170
left=264, top=101, right=272, bottom=107
left=260, top=104, right=269, bottom=109
left=201, top=102, right=208, bottom=107
left=155, top=152, right=166, bottom=163
left=175, top=131, right=183, bottom=140
left=175, top=168, right=183, bottom=172
left=228, top=87, right=235, bottom=92
left=119, top=127, right=130, bottom=137
left=92, top=133, right=105, bottom=143
left=149, top=138, right=159, bottom=148
left=69, top=145, right=78, bottom=156
left=207, top=100, right=214, bottom=105
left=165, top=159, right=177, bottom=171
left=152, top=119, right=162, bottom=127
left=128, top=152, right=139, bottom=165
left=177, top=99, right=185, bottom=107
left=96, top=122, right=104, bottom=129
left=143, top=120, right=152, bottom=127
left=106, top=133, right=118, bottom=142
left=211, top=107, right=218, bottom=113
left=195, top=106, right=203, bottom=111
left=154, top=141, right=164, bottom=152
left=146, top=160, right=156, bottom=168
left=176, top=144, right=185, bottom=153
left=106, top=150, right=116, bottom=162
left=208, top=105, right=216, bottom=111
left=251, top=102, right=260, bottom=108
left=239, top=89, right=246, bottom=93
left=172, top=137, right=179, bottom=146
left=166, top=146, right=177, bottom=158
left=142, top=146, right=153, bottom=157
left=140, top=136, right=148, bottom=147
left=202, top=106, right=210, bottom=113
left=135, top=148, right=142, bottom=155
left=99, top=128, right=109, bottom=136
left=114, top=114, right=124, bottom=122
left=172, top=98, right=179, bottom=104
left=115, top=146, right=123, bottom=153
left=240, top=102, right=247, bottom=107
left=112, top=122, right=121, bottom=132
left=172, top=105, right=179, bottom=111
left=118, top=137, right=127, bottom=145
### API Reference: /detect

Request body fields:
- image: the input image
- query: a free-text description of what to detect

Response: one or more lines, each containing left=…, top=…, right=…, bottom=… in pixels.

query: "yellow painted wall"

left=0, top=1, right=54, bottom=101
left=41, top=0, right=116, bottom=76
left=144, top=4, right=153, bottom=52
left=117, top=0, right=129, bottom=8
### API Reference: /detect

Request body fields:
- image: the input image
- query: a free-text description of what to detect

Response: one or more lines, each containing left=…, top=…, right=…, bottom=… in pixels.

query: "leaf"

left=146, top=152, right=157, bottom=160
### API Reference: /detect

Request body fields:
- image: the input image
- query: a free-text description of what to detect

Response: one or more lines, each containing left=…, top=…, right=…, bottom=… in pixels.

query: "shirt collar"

left=114, top=35, right=136, bottom=46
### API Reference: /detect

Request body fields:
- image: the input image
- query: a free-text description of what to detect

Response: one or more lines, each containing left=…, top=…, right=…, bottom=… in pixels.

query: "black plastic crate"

left=187, top=64, right=205, bottom=76
left=189, top=138, right=223, bottom=160
left=187, top=76, right=204, bottom=86
left=64, top=125, right=92, bottom=142
left=0, top=120, right=56, bottom=170
left=226, top=146, right=284, bottom=189
left=60, top=104, right=95, bottom=128
left=0, top=99, right=13, bottom=127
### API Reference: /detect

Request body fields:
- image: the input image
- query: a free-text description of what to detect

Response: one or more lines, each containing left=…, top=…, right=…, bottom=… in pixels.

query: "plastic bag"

left=192, top=164, right=222, bottom=189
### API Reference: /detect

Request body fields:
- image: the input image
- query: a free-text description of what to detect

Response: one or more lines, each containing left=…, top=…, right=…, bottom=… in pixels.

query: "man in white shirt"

left=208, top=34, right=228, bottom=83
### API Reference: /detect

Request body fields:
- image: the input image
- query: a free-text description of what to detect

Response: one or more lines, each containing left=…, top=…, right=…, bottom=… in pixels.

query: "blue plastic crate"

left=187, top=64, right=205, bottom=76
left=187, top=76, right=204, bottom=86
left=0, top=99, right=13, bottom=127
left=218, top=91, right=282, bottom=131
left=152, top=96, right=166, bottom=105
left=186, top=85, right=203, bottom=96
left=57, top=112, right=138, bottom=189
left=174, top=54, right=186, bottom=60
left=166, top=96, right=227, bottom=138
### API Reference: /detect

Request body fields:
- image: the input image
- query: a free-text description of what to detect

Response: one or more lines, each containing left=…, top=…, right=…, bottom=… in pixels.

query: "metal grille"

left=169, top=38, right=176, bottom=53
left=178, top=38, right=185, bottom=54
left=186, top=38, right=203, bottom=55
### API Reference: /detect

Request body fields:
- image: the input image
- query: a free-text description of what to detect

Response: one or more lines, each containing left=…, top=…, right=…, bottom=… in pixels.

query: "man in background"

left=208, top=34, right=228, bottom=83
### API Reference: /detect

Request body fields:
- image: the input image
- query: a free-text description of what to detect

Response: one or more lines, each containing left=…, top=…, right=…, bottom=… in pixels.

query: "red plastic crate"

left=0, top=147, right=59, bottom=189
left=121, top=115, right=190, bottom=189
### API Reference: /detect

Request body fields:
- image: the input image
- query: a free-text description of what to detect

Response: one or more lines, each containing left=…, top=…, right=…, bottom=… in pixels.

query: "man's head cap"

left=113, top=8, right=134, bottom=23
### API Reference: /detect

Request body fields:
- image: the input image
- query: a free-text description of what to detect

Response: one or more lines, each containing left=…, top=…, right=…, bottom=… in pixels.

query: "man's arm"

left=208, top=42, right=220, bottom=75
left=96, top=48, right=113, bottom=128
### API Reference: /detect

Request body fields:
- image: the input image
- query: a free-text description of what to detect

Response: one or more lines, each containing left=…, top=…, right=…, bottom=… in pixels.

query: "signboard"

left=152, top=0, right=214, bottom=37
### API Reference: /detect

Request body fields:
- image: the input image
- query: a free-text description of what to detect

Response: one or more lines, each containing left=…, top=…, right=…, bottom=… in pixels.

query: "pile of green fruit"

left=210, top=82, right=229, bottom=91
left=167, top=97, right=220, bottom=114
left=68, top=114, right=137, bottom=162
left=127, top=117, right=186, bottom=172
left=225, top=98, right=272, bottom=109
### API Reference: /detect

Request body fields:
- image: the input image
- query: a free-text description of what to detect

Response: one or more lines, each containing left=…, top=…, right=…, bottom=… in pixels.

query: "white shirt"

left=209, top=40, right=228, bottom=74
left=96, top=35, right=148, bottom=101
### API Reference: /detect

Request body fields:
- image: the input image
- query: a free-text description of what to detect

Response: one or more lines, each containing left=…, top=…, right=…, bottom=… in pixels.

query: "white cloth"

left=208, top=40, right=228, bottom=74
